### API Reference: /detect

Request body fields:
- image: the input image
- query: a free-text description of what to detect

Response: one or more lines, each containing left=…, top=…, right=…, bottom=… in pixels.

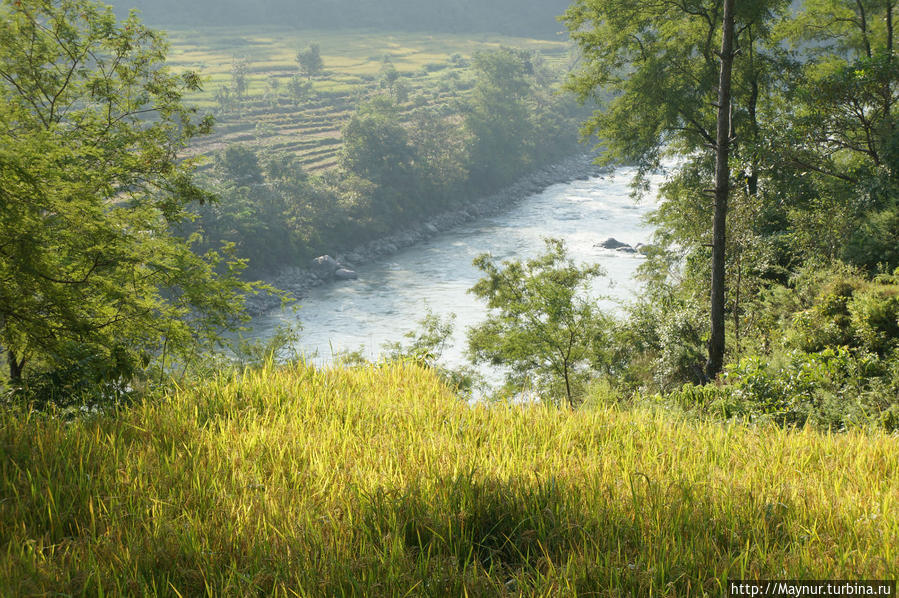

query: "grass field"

left=163, top=27, right=572, bottom=172
left=1, top=362, right=896, bottom=596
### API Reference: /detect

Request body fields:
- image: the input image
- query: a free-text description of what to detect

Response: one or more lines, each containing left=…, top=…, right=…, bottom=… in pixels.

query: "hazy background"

left=113, top=0, right=573, bottom=38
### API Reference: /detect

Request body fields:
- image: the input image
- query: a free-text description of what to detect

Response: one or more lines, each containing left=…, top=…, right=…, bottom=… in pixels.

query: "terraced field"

left=166, top=27, right=573, bottom=172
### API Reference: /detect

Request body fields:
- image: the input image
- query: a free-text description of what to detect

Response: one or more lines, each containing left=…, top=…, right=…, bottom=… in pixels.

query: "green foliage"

left=722, top=347, right=899, bottom=430
left=339, top=98, right=418, bottom=222
left=0, top=0, right=263, bottom=397
left=296, top=42, right=324, bottom=79
left=467, top=239, right=610, bottom=407
left=603, top=278, right=709, bottom=394
left=652, top=346, right=899, bottom=432
left=188, top=146, right=301, bottom=274
left=785, top=268, right=899, bottom=357
left=464, top=47, right=537, bottom=187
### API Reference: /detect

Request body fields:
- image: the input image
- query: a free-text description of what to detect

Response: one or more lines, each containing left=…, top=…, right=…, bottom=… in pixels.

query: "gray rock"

left=311, top=255, right=340, bottom=274
left=616, top=246, right=637, bottom=254
left=334, top=268, right=358, bottom=281
left=596, top=237, right=629, bottom=249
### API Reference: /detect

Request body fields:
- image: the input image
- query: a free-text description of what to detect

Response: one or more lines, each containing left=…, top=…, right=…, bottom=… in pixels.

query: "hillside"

left=165, top=27, right=572, bottom=173
left=2, top=363, right=896, bottom=595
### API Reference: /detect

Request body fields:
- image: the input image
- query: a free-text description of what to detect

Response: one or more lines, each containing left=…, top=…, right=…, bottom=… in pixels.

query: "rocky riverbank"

left=245, top=154, right=608, bottom=314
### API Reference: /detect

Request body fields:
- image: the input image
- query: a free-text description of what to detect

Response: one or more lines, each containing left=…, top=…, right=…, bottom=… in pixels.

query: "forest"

left=0, top=0, right=897, bottom=594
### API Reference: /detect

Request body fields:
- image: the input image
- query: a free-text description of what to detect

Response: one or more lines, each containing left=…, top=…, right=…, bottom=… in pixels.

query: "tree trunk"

left=706, top=0, right=736, bottom=381
left=7, top=350, right=24, bottom=383
left=887, top=0, right=893, bottom=59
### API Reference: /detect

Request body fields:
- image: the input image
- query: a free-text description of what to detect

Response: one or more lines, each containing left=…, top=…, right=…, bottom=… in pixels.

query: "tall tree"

left=339, top=98, right=417, bottom=220
left=0, top=0, right=259, bottom=390
left=564, top=0, right=787, bottom=379
left=708, top=0, right=736, bottom=378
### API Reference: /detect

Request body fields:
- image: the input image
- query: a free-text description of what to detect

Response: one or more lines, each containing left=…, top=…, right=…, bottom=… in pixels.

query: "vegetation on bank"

left=2, top=362, right=896, bottom=596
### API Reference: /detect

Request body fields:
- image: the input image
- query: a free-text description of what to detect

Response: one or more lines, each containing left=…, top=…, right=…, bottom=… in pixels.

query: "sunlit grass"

left=2, top=362, right=895, bottom=595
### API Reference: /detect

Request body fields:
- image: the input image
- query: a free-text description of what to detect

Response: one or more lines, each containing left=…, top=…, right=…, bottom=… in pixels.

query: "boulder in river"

left=334, top=268, right=359, bottom=281
left=596, top=237, right=629, bottom=249
left=616, top=246, right=637, bottom=254
left=311, top=255, right=340, bottom=275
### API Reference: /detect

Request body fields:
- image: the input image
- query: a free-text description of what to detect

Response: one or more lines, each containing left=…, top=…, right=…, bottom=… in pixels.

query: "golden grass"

left=1, top=362, right=896, bottom=596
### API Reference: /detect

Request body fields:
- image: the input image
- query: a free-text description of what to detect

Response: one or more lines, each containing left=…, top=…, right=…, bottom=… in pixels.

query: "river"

left=247, top=164, right=664, bottom=381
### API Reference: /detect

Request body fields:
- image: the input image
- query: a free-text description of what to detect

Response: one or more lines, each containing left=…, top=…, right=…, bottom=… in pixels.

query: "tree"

left=766, top=0, right=899, bottom=270
left=230, top=56, right=250, bottom=103
left=286, top=74, right=313, bottom=106
left=339, top=98, right=417, bottom=221
left=296, top=43, right=323, bottom=79
left=464, top=48, right=536, bottom=188
left=408, top=107, right=469, bottom=204
left=564, top=0, right=788, bottom=379
left=708, top=0, right=737, bottom=379
left=467, top=239, right=610, bottom=407
left=0, top=0, right=260, bottom=393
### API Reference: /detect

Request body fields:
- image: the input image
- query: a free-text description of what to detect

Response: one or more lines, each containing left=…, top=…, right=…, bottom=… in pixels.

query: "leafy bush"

left=656, top=347, right=899, bottom=430
left=786, top=268, right=899, bottom=356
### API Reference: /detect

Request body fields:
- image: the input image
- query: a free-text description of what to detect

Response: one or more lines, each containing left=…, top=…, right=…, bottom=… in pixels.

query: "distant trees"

left=0, top=0, right=258, bottom=394
left=297, top=43, right=324, bottom=79
left=191, top=47, right=583, bottom=279
left=287, top=75, right=314, bottom=106
left=465, top=48, right=537, bottom=188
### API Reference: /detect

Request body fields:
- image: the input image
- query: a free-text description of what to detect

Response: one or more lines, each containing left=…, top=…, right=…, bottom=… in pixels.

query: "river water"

left=248, top=165, right=663, bottom=379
